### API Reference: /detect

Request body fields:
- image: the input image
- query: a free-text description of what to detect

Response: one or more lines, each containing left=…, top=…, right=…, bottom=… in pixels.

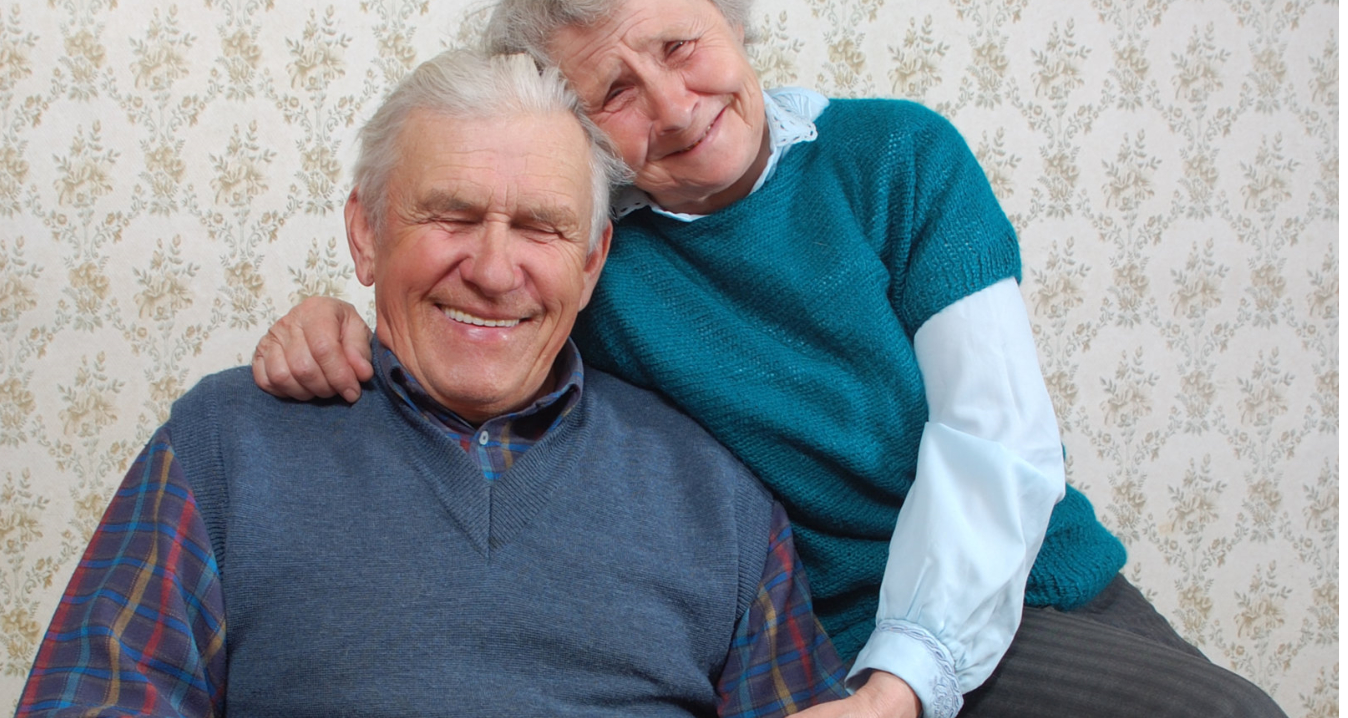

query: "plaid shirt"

left=18, top=348, right=847, bottom=717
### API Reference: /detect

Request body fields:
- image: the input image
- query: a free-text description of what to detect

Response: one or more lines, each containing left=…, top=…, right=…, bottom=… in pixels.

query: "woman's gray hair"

left=484, top=0, right=756, bottom=64
left=351, top=50, right=630, bottom=252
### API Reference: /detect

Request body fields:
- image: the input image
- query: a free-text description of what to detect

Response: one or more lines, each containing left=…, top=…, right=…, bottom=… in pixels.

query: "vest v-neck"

left=486, top=414, right=586, bottom=553
left=382, top=376, right=590, bottom=559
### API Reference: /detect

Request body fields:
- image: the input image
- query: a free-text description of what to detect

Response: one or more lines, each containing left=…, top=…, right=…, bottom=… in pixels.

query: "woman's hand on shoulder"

left=793, top=671, right=921, bottom=718
left=252, top=296, right=373, bottom=402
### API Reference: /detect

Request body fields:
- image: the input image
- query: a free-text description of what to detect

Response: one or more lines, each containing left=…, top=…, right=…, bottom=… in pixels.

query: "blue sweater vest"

left=572, top=98, right=1127, bottom=660
left=168, top=365, right=773, bottom=717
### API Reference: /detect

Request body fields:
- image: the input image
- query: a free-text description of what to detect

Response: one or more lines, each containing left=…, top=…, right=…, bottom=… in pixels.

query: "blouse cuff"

left=846, top=619, right=963, bottom=718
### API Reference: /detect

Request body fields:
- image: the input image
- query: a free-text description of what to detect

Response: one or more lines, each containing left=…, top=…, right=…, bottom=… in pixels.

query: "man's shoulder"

left=168, top=364, right=373, bottom=439
left=579, top=368, right=777, bottom=612
left=581, top=367, right=672, bottom=410
left=181, top=364, right=257, bottom=395
left=581, top=369, right=772, bottom=497
left=171, top=365, right=263, bottom=418
left=581, top=368, right=715, bottom=439
left=175, top=365, right=364, bottom=412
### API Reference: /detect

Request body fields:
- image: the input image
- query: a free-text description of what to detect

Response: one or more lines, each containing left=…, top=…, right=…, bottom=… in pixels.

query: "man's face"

left=346, top=109, right=610, bottom=423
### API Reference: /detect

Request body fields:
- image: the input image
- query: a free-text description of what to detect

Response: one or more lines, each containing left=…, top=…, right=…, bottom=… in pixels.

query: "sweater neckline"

left=370, top=358, right=592, bottom=558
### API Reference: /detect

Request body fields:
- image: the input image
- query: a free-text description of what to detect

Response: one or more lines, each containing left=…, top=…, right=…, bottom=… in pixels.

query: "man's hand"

left=252, top=297, right=373, bottom=402
left=793, top=671, right=921, bottom=718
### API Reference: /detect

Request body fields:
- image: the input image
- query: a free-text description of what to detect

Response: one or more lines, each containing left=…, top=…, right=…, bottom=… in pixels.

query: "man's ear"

left=578, top=220, right=612, bottom=310
left=345, top=188, right=377, bottom=287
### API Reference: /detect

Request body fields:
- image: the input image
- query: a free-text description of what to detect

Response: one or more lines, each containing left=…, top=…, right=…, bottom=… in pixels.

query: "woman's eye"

left=667, top=40, right=690, bottom=57
left=603, top=86, right=629, bottom=106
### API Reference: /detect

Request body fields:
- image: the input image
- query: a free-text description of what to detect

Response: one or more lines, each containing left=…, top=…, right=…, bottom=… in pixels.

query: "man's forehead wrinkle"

left=407, top=174, right=582, bottom=233
left=522, top=200, right=580, bottom=231
left=526, top=164, right=588, bottom=228
left=414, top=188, right=477, bottom=215
left=514, top=145, right=587, bottom=216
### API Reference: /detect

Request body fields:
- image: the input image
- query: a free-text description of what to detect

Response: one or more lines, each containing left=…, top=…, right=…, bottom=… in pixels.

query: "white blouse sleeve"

left=845, top=278, right=1067, bottom=718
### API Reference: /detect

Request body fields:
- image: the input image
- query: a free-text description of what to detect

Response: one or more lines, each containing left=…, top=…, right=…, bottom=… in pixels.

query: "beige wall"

left=0, top=0, right=1336, bottom=713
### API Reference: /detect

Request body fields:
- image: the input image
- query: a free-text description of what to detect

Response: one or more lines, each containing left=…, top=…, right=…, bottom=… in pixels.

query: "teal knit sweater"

left=572, top=98, right=1126, bottom=661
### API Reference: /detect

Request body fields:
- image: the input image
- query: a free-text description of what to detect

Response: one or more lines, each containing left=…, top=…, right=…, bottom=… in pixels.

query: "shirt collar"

left=612, top=87, right=830, bottom=221
left=374, top=336, right=585, bottom=434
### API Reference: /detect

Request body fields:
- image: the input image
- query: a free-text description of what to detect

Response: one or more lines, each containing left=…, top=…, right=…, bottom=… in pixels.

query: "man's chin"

left=431, top=380, right=546, bottom=423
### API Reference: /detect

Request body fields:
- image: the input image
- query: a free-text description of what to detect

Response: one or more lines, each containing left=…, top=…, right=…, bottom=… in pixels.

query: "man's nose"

left=460, top=223, right=522, bottom=295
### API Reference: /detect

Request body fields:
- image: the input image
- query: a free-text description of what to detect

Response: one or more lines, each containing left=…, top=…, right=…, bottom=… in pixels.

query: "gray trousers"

left=959, top=575, right=1289, bottom=717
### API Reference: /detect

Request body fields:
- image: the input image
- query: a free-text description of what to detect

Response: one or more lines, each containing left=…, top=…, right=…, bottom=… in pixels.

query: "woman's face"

left=548, top=0, right=769, bottom=215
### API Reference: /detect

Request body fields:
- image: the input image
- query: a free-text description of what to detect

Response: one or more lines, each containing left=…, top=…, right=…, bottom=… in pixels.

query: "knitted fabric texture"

left=168, top=365, right=774, bottom=717
left=572, top=98, right=1127, bottom=661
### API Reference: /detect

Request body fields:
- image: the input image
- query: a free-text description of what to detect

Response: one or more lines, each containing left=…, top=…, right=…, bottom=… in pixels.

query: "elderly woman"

left=254, top=1, right=1287, bottom=716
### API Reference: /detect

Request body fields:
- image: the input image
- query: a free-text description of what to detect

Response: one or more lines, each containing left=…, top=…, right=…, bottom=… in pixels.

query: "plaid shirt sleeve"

left=716, top=501, right=849, bottom=717
left=16, top=426, right=226, bottom=718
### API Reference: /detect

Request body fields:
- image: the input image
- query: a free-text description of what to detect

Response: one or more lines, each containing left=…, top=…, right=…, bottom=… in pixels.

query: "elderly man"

left=16, top=51, right=847, bottom=718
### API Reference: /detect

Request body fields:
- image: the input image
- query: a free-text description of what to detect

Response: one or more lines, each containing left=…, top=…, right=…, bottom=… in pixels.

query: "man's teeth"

left=444, top=308, right=520, bottom=328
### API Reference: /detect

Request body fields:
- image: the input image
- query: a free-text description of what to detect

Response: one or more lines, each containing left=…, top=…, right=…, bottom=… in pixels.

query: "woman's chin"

left=641, top=168, right=756, bottom=214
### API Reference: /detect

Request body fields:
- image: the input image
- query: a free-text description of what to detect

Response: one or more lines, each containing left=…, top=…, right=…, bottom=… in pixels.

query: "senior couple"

left=19, top=0, right=1285, bottom=716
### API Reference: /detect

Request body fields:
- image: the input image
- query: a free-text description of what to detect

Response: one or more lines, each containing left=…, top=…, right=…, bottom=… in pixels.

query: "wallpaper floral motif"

left=0, top=0, right=1336, bottom=714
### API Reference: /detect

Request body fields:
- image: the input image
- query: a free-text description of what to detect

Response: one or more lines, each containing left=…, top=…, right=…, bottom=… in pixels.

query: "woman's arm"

left=253, top=296, right=373, bottom=402
left=847, top=278, right=1065, bottom=717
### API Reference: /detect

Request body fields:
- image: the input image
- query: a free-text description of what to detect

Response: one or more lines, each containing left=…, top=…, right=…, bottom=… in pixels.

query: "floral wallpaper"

left=0, top=0, right=1336, bottom=714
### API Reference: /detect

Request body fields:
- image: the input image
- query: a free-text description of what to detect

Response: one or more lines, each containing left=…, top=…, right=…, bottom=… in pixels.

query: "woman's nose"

left=647, top=72, right=694, bottom=133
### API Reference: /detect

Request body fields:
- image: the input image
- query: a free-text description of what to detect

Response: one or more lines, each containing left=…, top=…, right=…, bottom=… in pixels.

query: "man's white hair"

left=484, top=0, right=757, bottom=64
left=351, top=50, right=630, bottom=251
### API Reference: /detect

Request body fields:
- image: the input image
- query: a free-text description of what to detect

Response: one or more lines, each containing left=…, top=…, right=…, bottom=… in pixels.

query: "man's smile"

left=442, top=306, right=523, bottom=328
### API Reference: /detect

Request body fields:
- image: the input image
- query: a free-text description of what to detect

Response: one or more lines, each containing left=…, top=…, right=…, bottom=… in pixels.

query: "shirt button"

left=478, top=431, right=489, bottom=446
